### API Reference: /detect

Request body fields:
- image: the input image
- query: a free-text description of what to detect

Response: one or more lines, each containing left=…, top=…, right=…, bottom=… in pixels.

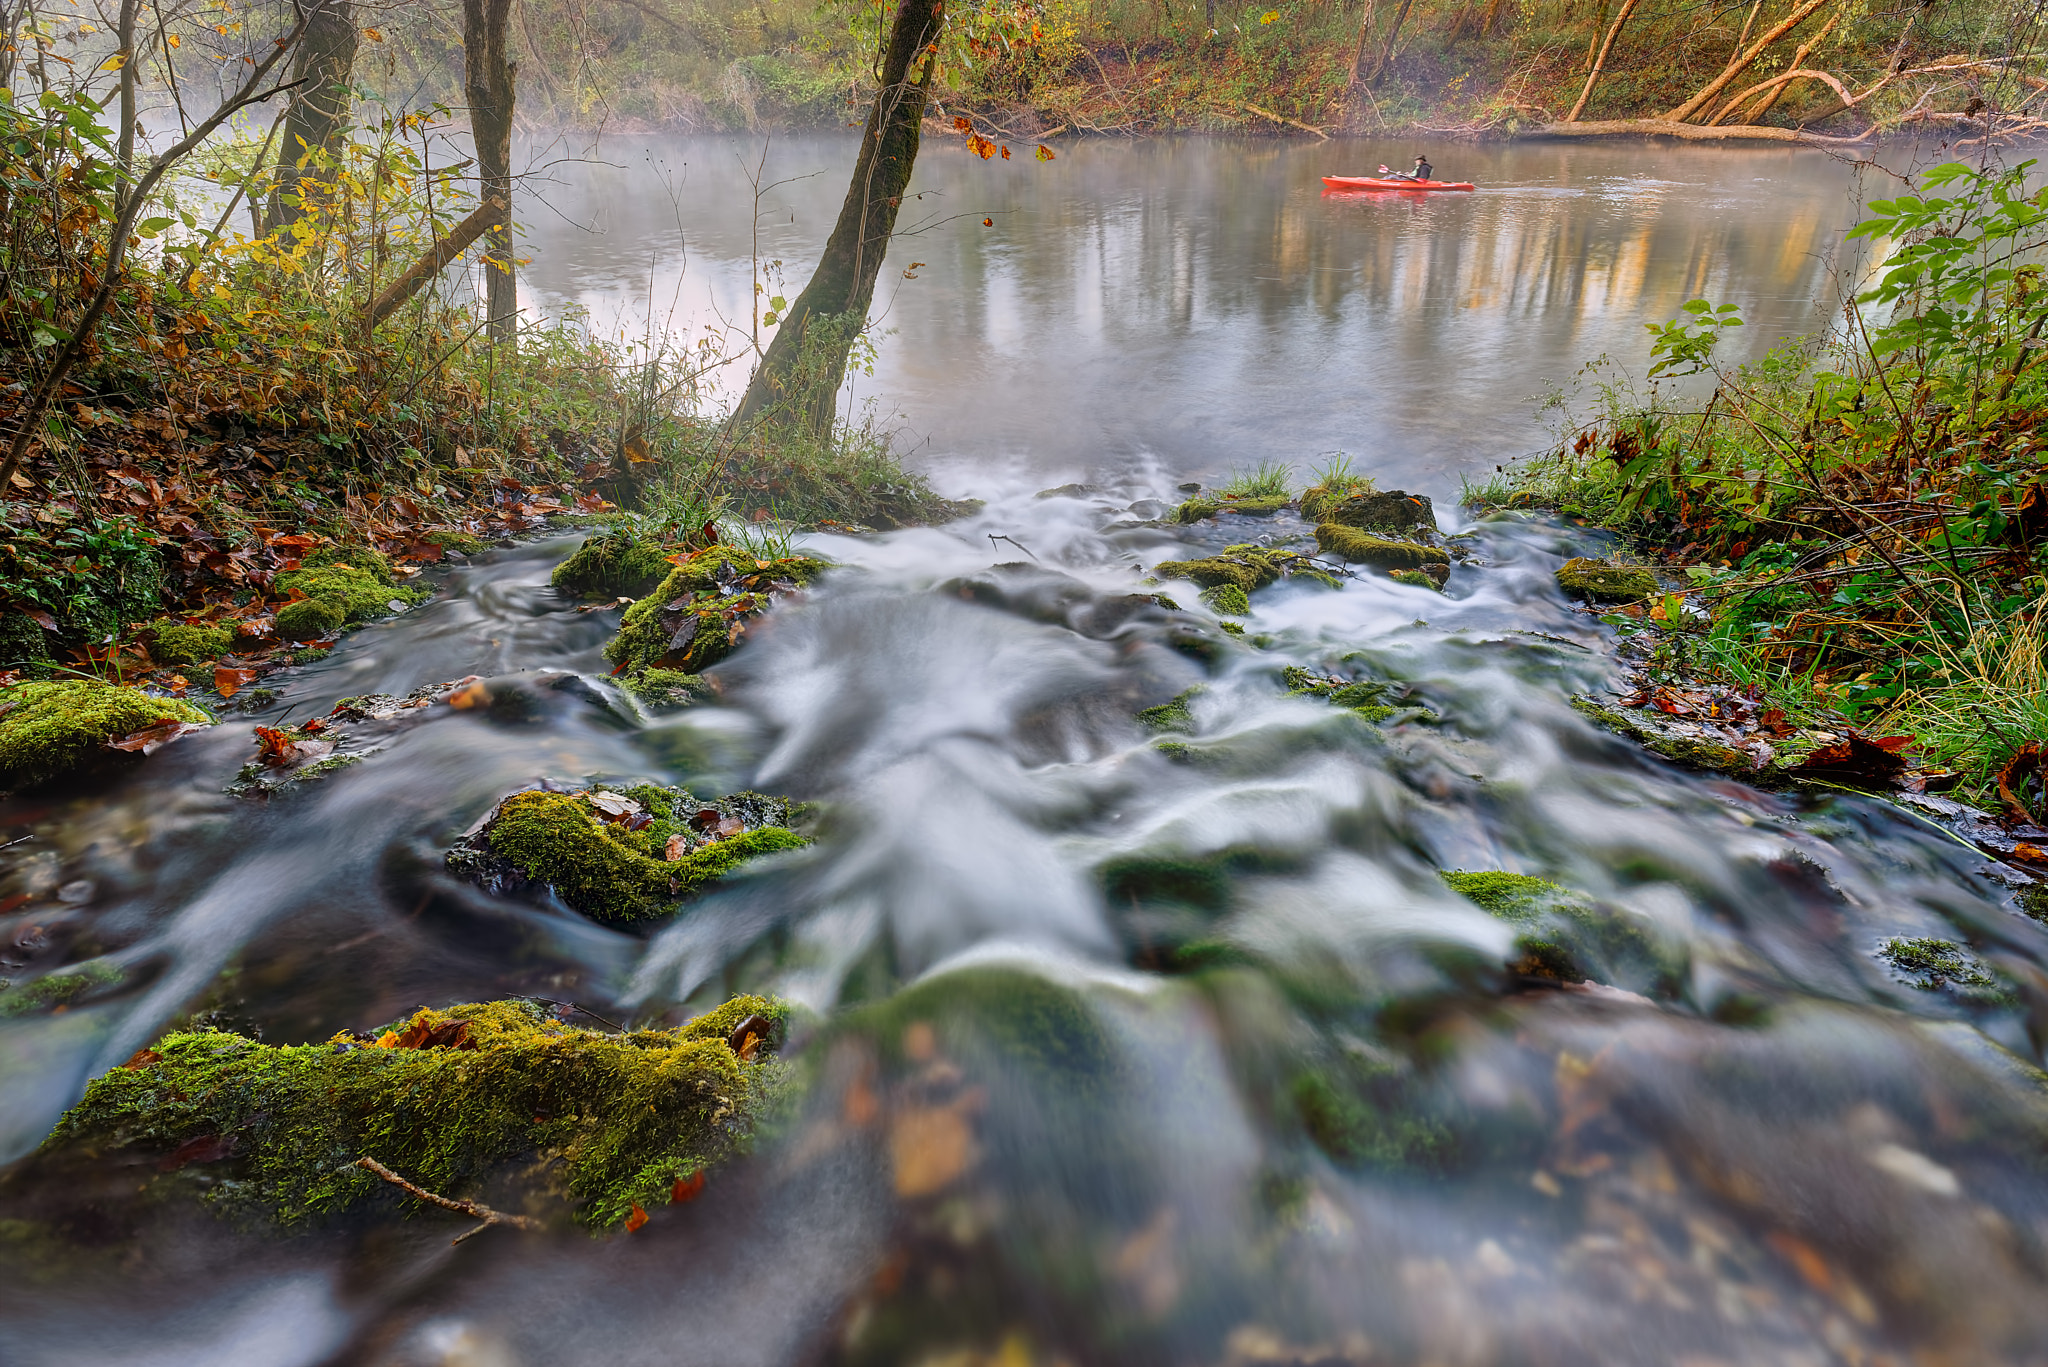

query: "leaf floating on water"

left=445, top=677, right=490, bottom=710
left=1035, top=144, right=1056, bottom=161
left=214, top=665, right=259, bottom=698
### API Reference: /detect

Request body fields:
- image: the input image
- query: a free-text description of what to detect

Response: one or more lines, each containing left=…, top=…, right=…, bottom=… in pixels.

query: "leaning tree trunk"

left=1365, top=0, right=1413, bottom=87
left=263, top=0, right=357, bottom=232
left=464, top=0, right=517, bottom=348
left=727, top=0, right=945, bottom=438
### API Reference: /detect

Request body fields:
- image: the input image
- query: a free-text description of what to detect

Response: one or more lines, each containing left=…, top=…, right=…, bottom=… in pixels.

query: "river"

left=5, top=138, right=2048, bottom=1367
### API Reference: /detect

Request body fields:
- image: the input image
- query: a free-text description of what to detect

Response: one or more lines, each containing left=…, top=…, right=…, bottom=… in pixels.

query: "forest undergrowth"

left=0, top=85, right=950, bottom=695
left=1474, top=156, right=2048, bottom=821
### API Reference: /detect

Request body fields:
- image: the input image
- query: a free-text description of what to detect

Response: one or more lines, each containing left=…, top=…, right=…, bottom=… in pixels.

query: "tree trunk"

left=1664, top=0, right=1829, bottom=123
left=263, top=0, right=358, bottom=232
left=1366, top=0, right=1413, bottom=87
left=365, top=195, right=508, bottom=327
left=113, top=0, right=139, bottom=217
left=463, top=0, right=517, bottom=348
left=1347, top=0, right=1376, bottom=87
left=727, top=0, right=944, bottom=438
left=1717, top=11, right=1838, bottom=123
left=1565, top=0, right=1639, bottom=122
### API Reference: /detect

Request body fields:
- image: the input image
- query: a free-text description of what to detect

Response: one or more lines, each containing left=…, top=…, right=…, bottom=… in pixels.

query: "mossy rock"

left=148, top=619, right=232, bottom=665
left=0, top=613, right=51, bottom=670
left=0, top=680, right=212, bottom=793
left=1555, top=556, right=1659, bottom=604
left=274, top=598, right=344, bottom=641
left=1137, top=686, right=1202, bottom=734
left=1291, top=1059, right=1452, bottom=1171
left=1200, top=582, right=1251, bottom=616
left=424, top=529, right=487, bottom=555
left=1283, top=667, right=1429, bottom=725
left=1299, top=476, right=1376, bottom=522
left=1154, top=544, right=1321, bottom=597
left=1174, top=493, right=1291, bottom=522
left=448, top=785, right=808, bottom=923
left=623, top=668, right=716, bottom=709
left=1387, top=568, right=1441, bottom=591
left=1877, top=937, right=2013, bottom=1004
left=0, top=959, right=123, bottom=1018
left=551, top=528, right=676, bottom=599
left=1441, top=869, right=1676, bottom=991
left=605, top=544, right=826, bottom=680
left=1313, top=525, right=1450, bottom=581
left=38, top=996, right=789, bottom=1229
left=275, top=563, right=424, bottom=627
left=1325, top=490, right=1436, bottom=538
left=1569, top=696, right=1753, bottom=772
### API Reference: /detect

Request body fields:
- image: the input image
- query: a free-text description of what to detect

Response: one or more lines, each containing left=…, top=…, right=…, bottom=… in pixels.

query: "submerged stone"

left=37, top=996, right=789, bottom=1229
left=1877, top=937, right=2012, bottom=1003
left=551, top=527, right=676, bottom=599
left=0, top=680, right=212, bottom=794
left=1555, top=556, right=1659, bottom=603
left=1441, top=869, right=1677, bottom=992
left=1174, top=493, right=1291, bottom=522
left=448, top=784, right=808, bottom=923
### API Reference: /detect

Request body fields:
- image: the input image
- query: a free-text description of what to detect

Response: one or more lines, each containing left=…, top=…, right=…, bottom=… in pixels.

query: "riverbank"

left=1472, top=158, right=2048, bottom=833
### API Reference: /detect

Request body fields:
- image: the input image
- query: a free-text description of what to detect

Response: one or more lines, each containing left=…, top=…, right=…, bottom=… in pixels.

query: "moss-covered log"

left=39, top=996, right=789, bottom=1229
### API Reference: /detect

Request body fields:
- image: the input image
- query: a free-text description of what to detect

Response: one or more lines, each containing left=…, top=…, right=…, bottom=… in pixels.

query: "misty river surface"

left=7, top=139, right=2048, bottom=1367
left=516, top=135, right=1886, bottom=496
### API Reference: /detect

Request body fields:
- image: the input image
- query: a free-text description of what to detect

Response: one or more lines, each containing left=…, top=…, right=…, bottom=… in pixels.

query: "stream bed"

left=5, top=140, right=2048, bottom=1366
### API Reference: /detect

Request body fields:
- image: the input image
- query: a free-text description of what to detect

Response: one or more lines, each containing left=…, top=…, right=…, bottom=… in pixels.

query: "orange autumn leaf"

left=671, top=1171, right=706, bottom=1204
left=624, top=1202, right=649, bottom=1232
left=214, top=664, right=258, bottom=698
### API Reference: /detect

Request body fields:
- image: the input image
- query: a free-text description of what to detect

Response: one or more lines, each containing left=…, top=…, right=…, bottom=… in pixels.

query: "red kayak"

left=1322, top=175, right=1476, bottom=191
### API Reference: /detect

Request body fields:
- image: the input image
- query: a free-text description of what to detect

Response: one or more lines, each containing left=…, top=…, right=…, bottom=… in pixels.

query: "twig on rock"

left=354, top=1155, right=541, bottom=1245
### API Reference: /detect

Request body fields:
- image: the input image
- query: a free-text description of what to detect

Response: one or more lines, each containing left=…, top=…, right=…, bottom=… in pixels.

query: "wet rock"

left=1200, top=583, right=1251, bottom=616
left=606, top=543, right=825, bottom=682
left=1312, top=526, right=1450, bottom=583
left=942, top=563, right=1173, bottom=639
left=1877, top=937, right=2012, bottom=1004
left=446, top=782, right=808, bottom=923
left=1154, top=544, right=1333, bottom=595
left=1441, top=870, right=1679, bottom=994
left=550, top=526, right=675, bottom=599
left=35, top=995, right=789, bottom=1230
left=1554, top=556, right=1659, bottom=603
left=1176, top=493, right=1292, bottom=522
left=1034, top=483, right=1101, bottom=500
left=620, top=668, right=715, bottom=710
left=1325, top=490, right=1436, bottom=538
left=0, top=679, right=212, bottom=794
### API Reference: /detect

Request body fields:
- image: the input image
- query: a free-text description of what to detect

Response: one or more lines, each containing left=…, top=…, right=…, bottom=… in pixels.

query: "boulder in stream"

left=1554, top=555, right=1659, bottom=603
left=0, top=679, right=212, bottom=794
left=605, top=543, right=826, bottom=683
left=447, top=783, right=808, bottom=923
left=35, top=995, right=788, bottom=1230
left=1312, top=525, right=1451, bottom=583
left=550, top=526, right=676, bottom=599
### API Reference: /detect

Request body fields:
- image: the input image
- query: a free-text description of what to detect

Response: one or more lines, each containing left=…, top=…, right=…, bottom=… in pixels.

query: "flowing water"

left=7, top=139, right=2048, bottom=1367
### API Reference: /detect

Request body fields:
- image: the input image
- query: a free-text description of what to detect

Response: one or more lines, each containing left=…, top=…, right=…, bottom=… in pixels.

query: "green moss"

left=605, top=545, right=826, bottom=679
left=1569, top=696, right=1753, bottom=771
left=1313, top=524, right=1450, bottom=576
left=2019, top=883, right=2048, bottom=925
left=148, top=620, right=232, bottom=665
left=1174, top=493, right=1291, bottom=522
left=274, top=598, right=343, bottom=641
left=275, top=564, right=424, bottom=626
left=0, top=613, right=51, bottom=670
left=1324, top=490, right=1436, bottom=537
left=1439, top=870, right=1563, bottom=923
left=0, top=680, right=211, bottom=792
left=623, top=668, right=715, bottom=708
left=1387, top=568, right=1441, bottom=591
left=1877, top=937, right=2013, bottom=1003
left=302, top=543, right=396, bottom=584
left=853, top=966, right=1117, bottom=1087
left=1137, top=686, right=1202, bottom=733
left=471, top=789, right=807, bottom=923
left=1299, top=475, right=1375, bottom=522
left=425, top=529, right=487, bottom=555
left=1291, top=1064, right=1451, bottom=1171
left=1200, top=582, right=1251, bottom=616
left=39, top=996, right=788, bottom=1229
left=1555, top=556, right=1659, bottom=603
left=1154, top=544, right=1314, bottom=596
left=0, top=959, right=122, bottom=1017
left=551, top=528, right=676, bottom=599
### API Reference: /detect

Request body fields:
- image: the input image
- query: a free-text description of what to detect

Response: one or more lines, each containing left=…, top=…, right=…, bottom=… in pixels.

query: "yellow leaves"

left=1259, top=8, right=1279, bottom=19
left=1035, top=144, right=1056, bottom=161
left=99, top=52, right=127, bottom=72
left=167, top=33, right=179, bottom=48
left=363, top=26, right=383, bottom=41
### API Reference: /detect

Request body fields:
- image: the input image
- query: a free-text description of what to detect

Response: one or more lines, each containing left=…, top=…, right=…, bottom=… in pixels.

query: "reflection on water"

left=4, top=474, right=2048, bottom=1365
left=519, top=137, right=1879, bottom=494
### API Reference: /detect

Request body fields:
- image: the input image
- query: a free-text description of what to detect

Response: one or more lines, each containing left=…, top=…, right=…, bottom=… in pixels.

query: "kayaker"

left=1412, top=155, right=1433, bottom=182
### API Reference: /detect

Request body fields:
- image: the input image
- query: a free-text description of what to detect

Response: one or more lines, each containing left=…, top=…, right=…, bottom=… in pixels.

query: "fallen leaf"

left=889, top=1095, right=982, bottom=1198
left=663, top=832, right=689, bottom=861
left=671, top=1171, right=706, bottom=1204
left=120, top=1049, right=162, bottom=1070
left=214, top=665, right=259, bottom=698
left=23, top=608, right=57, bottom=631
left=624, top=1202, right=649, bottom=1232
left=108, top=720, right=208, bottom=754
left=1788, top=731, right=1909, bottom=790
left=1998, top=743, right=2045, bottom=826
left=446, top=677, right=490, bottom=709
left=587, top=791, right=642, bottom=820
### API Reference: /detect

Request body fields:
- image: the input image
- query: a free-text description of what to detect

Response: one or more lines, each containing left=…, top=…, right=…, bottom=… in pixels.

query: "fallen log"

left=1524, top=118, right=1849, bottom=143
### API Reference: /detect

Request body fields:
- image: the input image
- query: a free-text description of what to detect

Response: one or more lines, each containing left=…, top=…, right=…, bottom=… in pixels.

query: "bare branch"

left=353, top=1156, right=542, bottom=1245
